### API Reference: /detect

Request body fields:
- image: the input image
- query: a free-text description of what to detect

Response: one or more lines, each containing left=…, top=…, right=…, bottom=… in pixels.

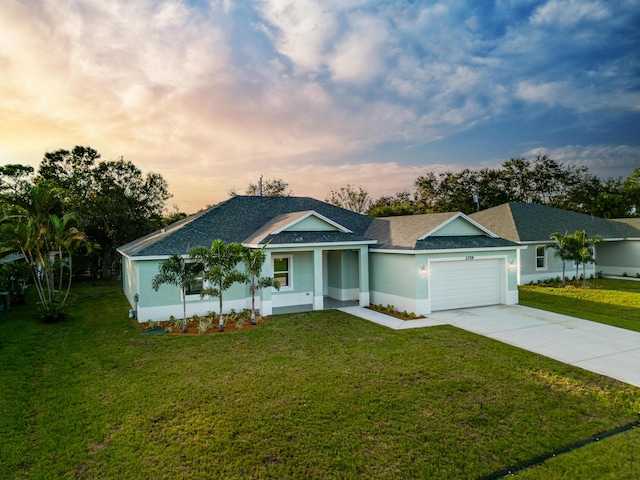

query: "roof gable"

left=419, top=213, right=497, bottom=238
left=243, top=210, right=351, bottom=245
left=366, top=212, right=505, bottom=250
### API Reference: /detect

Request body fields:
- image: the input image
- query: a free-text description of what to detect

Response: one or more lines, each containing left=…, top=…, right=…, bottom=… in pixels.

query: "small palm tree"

left=0, top=185, right=86, bottom=320
left=243, top=244, right=280, bottom=324
left=151, top=253, right=201, bottom=332
left=547, top=231, right=572, bottom=287
left=190, top=240, right=246, bottom=332
left=572, top=230, right=603, bottom=286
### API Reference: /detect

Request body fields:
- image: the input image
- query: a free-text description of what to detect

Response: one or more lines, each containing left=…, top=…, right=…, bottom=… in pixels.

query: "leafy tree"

left=152, top=254, right=203, bottom=332
left=190, top=240, right=246, bottom=332
left=622, top=167, right=640, bottom=216
left=326, top=184, right=372, bottom=214
left=0, top=184, right=86, bottom=320
left=37, top=147, right=171, bottom=278
left=591, top=193, right=629, bottom=219
left=243, top=244, right=279, bottom=324
left=368, top=191, right=418, bottom=217
left=244, top=178, right=291, bottom=197
left=0, top=164, right=34, bottom=206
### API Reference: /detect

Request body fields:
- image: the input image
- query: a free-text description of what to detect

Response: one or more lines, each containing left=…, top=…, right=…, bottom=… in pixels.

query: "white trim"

left=419, top=212, right=499, bottom=239
left=327, top=286, right=359, bottom=301
left=271, top=291, right=313, bottom=307
left=372, top=245, right=524, bottom=255
left=370, top=291, right=429, bottom=316
left=272, top=211, right=353, bottom=234
left=244, top=240, right=377, bottom=249
left=135, top=298, right=247, bottom=323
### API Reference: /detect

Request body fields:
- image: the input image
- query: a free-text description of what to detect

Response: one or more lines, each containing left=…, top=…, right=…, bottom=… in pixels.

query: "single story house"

left=118, top=196, right=521, bottom=322
left=470, top=203, right=640, bottom=283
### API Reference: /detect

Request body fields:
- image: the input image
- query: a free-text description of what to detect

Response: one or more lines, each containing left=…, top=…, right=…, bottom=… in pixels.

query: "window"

left=185, top=263, right=205, bottom=296
left=536, top=246, right=546, bottom=269
left=273, top=256, right=292, bottom=290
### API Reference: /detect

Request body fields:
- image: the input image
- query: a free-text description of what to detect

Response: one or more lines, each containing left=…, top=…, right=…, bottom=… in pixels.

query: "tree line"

left=326, top=155, right=640, bottom=218
left=0, top=146, right=172, bottom=282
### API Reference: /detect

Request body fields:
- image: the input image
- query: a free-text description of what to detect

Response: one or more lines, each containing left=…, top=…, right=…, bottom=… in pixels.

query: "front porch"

left=272, top=297, right=359, bottom=315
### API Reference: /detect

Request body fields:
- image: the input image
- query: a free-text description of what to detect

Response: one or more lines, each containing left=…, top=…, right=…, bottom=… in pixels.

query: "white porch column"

left=358, top=246, right=370, bottom=307
left=313, top=249, right=324, bottom=310
left=260, top=249, right=273, bottom=316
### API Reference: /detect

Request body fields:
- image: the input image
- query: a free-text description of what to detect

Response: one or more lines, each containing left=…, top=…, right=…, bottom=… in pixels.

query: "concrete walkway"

left=338, top=305, right=640, bottom=388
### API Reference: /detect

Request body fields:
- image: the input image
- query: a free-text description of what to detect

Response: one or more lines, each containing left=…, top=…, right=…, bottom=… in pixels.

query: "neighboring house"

left=598, top=218, right=640, bottom=277
left=470, top=203, right=640, bottom=284
left=118, top=196, right=521, bottom=322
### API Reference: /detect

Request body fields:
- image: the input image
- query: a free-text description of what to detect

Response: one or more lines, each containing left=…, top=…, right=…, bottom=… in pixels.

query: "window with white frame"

left=535, top=246, right=546, bottom=269
left=185, top=263, right=205, bottom=296
left=273, top=256, right=292, bottom=290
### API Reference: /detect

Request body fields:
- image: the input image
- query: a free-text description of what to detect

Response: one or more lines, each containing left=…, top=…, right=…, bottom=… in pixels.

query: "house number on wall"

left=465, top=256, right=475, bottom=260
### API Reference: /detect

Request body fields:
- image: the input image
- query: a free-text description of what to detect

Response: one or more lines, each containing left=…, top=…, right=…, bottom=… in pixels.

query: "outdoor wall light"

left=508, top=260, right=516, bottom=269
left=419, top=265, right=428, bottom=277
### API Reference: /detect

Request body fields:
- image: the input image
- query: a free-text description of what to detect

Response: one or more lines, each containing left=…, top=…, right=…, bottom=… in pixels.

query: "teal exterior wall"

left=370, top=248, right=519, bottom=315
left=287, top=216, right=339, bottom=231
left=432, top=218, right=485, bottom=236
left=370, top=253, right=417, bottom=298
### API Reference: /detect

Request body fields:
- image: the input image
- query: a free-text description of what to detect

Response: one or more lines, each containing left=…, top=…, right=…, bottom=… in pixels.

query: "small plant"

left=170, top=315, right=187, bottom=332
left=147, top=319, right=158, bottom=330
left=623, top=272, right=628, bottom=277
left=597, top=271, right=603, bottom=279
left=191, top=313, right=200, bottom=323
left=198, top=317, right=212, bottom=334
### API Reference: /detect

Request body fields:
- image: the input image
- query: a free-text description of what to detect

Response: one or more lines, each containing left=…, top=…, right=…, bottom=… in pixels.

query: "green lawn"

left=1, top=282, right=639, bottom=479
left=519, top=278, right=640, bottom=332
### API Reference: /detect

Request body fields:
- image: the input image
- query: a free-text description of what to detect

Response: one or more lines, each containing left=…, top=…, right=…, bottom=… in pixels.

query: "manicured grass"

left=519, top=278, right=640, bottom=332
left=1, top=282, right=639, bottom=478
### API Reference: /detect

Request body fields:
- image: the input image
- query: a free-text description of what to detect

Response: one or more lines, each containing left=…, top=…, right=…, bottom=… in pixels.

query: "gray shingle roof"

left=118, top=196, right=376, bottom=257
left=470, top=203, right=626, bottom=242
left=365, top=213, right=458, bottom=249
left=610, top=218, right=640, bottom=238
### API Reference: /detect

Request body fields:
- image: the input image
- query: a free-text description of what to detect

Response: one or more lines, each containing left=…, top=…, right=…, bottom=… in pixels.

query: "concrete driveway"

left=339, top=305, right=640, bottom=388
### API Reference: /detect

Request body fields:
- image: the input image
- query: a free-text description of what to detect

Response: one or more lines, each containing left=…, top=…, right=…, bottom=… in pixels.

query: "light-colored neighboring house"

left=470, top=203, right=640, bottom=284
left=599, top=218, right=640, bottom=277
left=118, top=196, right=521, bottom=322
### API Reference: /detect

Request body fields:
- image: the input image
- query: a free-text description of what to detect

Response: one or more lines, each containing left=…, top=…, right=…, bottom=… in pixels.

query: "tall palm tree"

left=151, top=253, right=201, bottom=332
left=572, top=230, right=603, bottom=286
left=547, top=231, right=572, bottom=287
left=243, top=244, right=279, bottom=325
left=190, top=240, right=246, bottom=332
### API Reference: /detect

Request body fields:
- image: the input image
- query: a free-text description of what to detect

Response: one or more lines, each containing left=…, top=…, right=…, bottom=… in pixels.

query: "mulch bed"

left=141, top=317, right=268, bottom=335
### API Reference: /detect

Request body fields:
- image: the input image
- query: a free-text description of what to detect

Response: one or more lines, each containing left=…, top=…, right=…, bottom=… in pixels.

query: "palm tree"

left=151, top=253, right=201, bottom=332
left=190, top=240, right=246, bottom=332
left=0, top=185, right=86, bottom=320
left=547, top=231, right=572, bottom=287
left=243, top=244, right=280, bottom=324
left=572, top=230, right=603, bottom=286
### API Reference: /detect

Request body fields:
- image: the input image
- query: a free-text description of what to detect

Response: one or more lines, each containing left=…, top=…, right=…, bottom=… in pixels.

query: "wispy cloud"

left=0, top=0, right=638, bottom=211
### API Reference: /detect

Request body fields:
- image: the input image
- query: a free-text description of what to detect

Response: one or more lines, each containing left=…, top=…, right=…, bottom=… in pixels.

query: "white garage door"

left=430, top=258, right=503, bottom=311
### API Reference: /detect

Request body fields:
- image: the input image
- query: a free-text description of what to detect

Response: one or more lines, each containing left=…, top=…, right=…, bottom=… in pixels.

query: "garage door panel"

left=430, top=259, right=503, bottom=311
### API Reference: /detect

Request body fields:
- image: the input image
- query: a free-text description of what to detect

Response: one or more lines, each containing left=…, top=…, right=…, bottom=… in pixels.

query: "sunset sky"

left=1, top=0, right=639, bottom=213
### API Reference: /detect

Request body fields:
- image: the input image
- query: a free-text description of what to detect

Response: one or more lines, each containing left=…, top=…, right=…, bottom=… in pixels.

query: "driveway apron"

left=429, top=305, right=640, bottom=388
